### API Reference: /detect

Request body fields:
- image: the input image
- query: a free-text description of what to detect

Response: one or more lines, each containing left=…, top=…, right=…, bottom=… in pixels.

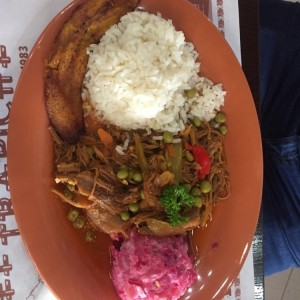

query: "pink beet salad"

left=111, top=229, right=197, bottom=300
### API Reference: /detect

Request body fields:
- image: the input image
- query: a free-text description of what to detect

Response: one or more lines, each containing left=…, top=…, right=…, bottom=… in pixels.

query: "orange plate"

left=7, top=0, right=263, bottom=299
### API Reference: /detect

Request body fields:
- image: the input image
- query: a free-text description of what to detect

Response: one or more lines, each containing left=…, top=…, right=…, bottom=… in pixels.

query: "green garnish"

left=160, top=184, right=196, bottom=227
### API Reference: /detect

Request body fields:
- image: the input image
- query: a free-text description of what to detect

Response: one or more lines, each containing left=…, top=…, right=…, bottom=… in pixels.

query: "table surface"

left=238, top=1, right=264, bottom=300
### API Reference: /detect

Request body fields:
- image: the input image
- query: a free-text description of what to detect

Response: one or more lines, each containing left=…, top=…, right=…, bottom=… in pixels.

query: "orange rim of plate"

left=7, top=0, right=263, bottom=299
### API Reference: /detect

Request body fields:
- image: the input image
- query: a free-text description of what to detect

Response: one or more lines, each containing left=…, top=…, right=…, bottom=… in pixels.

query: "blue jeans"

left=260, top=0, right=300, bottom=276
left=262, top=137, right=300, bottom=276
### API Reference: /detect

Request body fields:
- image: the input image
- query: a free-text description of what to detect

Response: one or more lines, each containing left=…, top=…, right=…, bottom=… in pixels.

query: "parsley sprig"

left=160, top=184, right=196, bottom=227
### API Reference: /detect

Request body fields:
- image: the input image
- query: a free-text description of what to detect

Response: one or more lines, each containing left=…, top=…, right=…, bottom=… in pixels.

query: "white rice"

left=83, top=11, right=226, bottom=133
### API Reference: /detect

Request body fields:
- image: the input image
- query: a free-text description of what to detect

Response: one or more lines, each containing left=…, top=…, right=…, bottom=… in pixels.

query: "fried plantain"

left=45, top=0, right=140, bottom=144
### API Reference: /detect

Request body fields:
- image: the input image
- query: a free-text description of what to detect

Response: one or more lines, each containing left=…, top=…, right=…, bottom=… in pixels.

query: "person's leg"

left=260, top=0, right=300, bottom=276
left=262, top=137, right=300, bottom=276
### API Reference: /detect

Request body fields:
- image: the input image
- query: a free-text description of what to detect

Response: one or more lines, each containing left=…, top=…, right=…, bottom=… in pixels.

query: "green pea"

left=191, top=187, right=202, bottom=196
left=200, top=180, right=212, bottom=193
left=209, top=120, right=220, bottom=129
left=73, top=215, right=86, bottom=229
left=85, top=230, right=96, bottom=242
left=133, top=172, right=143, bottom=183
left=194, top=197, right=203, bottom=208
left=163, top=131, right=174, bottom=144
left=185, top=89, right=197, bottom=99
left=120, top=211, right=130, bottom=221
left=192, top=116, right=201, bottom=127
left=129, top=203, right=140, bottom=213
left=117, top=168, right=129, bottom=180
left=214, top=112, right=227, bottom=123
left=67, top=209, right=80, bottom=222
left=183, top=183, right=192, bottom=192
left=64, top=188, right=73, bottom=199
left=185, top=151, right=194, bottom=162
left=140, top=190, right=145, bottom=200
left=218, top=125, right=228, bottom=135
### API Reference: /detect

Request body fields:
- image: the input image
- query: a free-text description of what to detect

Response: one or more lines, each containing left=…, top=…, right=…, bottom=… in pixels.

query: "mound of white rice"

left=83, top=11, right=226, bottom=133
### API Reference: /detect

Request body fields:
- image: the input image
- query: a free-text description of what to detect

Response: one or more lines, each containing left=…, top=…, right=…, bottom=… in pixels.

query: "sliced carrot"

left=97, top=128, right=114, bottom=149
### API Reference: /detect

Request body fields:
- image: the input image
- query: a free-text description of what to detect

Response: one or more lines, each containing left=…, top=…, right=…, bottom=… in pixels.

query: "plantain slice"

left=45, top=0, right=140, bottom=144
